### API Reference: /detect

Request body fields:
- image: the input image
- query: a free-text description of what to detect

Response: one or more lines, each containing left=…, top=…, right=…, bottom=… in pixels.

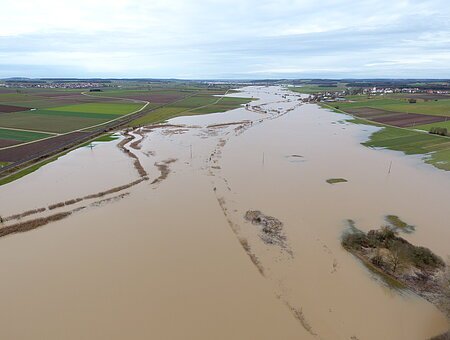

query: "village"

left=303, top=86, right=450, bottom=103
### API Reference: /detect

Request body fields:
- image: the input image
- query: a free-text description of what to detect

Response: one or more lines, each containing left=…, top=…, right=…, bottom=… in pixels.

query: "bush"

left=342, top=232, right=369, bottom=250
left=367, top=226, right=396, bottom=247
left=429, top=127, right=448, bottom=136
left=411, top=246, right=445, bottom=269
left=371, top=253, right=384, bottom=267
left=408, top=98, right=417, bottom=103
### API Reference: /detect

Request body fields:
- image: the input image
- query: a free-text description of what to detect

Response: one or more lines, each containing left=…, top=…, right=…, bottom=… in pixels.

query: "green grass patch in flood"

left=326, top=178, right=348, bottom=184
left=93, top=133, right=119, bottom=142
left=385, top=215, right=416, bottom=233
left=362, top=126, right=450, bottom=171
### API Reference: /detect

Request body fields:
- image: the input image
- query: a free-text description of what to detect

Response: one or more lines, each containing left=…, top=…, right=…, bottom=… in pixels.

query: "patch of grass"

left=0, top=128, right=53, bottom=142
left=385, top=215, right=415, bottom=233
left=93, top=133, right=119, bottom=142
left=413, top=120, right=450, bottom=132
left=0, top=161, right=11, bottom=168
left=326, top=178, right=348, bottom=184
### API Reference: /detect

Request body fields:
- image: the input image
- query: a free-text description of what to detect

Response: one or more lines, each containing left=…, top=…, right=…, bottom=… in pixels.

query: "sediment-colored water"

left=0, top=86, right=448, bottom=339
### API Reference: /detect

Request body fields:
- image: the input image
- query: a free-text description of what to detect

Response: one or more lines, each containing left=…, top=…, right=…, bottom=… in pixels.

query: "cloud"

left=0, top=0, right=449, bottom=78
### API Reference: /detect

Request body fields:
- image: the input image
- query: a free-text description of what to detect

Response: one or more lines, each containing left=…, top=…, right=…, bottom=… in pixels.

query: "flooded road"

left=0, top=86, right=448, bottom=339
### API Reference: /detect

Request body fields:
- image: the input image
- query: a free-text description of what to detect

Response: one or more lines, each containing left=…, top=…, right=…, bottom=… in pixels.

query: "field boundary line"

left=0, top=126, right=59, bottom=135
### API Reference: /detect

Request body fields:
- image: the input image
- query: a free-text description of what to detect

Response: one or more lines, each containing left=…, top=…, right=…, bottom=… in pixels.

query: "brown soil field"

left=0, top=131, right=89, bottom=162
left=0, top=139, right=21, bottom=148
left=0, top=104, right=31, bottom=113
left=346, top=107, right=447, bottom=127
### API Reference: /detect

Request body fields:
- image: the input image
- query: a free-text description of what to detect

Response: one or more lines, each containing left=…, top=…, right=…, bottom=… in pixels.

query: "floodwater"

left=0, top=86, right=448, bottom=339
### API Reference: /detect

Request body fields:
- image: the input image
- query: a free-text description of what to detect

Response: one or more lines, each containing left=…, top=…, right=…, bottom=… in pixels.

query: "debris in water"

left=244, top=210, right=289, bottom=250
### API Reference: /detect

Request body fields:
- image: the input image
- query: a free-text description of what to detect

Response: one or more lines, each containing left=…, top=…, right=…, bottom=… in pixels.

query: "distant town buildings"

left=304, top=86, right=449, bottom=103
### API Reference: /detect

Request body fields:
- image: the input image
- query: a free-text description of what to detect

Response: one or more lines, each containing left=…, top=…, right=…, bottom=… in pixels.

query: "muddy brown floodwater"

left=0, top=86, right=448, bottom=339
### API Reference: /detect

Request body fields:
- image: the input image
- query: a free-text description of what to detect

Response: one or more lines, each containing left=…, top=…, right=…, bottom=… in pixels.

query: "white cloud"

left=0, top=0, right=448, bottom=78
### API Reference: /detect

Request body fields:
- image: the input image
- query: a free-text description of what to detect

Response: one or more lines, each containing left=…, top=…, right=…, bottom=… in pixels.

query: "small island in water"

left=342, top=222, right=450, bottom=322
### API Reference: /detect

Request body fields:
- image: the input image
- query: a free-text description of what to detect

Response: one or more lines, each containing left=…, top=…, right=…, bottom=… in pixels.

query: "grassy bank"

left=361, top=126, right=450, bottom=171
left=319, top=102, right=450, bottom=171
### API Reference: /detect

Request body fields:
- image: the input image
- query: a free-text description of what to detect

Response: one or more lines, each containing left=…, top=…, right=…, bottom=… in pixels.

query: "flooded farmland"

left=0, top=86, right=448, bottom=339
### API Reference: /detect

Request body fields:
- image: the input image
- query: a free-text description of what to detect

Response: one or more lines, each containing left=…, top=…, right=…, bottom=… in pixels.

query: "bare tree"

left=386, top=242, right=408, bottom=274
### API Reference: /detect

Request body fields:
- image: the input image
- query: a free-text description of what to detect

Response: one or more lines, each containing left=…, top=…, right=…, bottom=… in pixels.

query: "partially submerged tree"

left=386, top=241, right=409, bottom=273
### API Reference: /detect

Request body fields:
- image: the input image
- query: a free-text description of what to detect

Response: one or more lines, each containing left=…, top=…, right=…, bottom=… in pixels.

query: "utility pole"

left=388, top=161, right=392, bottom=174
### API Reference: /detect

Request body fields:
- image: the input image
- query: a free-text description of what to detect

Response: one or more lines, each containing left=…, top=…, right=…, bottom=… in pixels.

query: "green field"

left=130, top=107, right=192, bottom=126
left=330, top=96, right=450, bottom=117
left=413, top=120, right=450, bottom=132
left=190, top=97, right=253, bottom=114
left=361, top=124, right=450, bottom=171
left=169, top=95, right=218, bottom=108
left=27, top=109, right=119, bottom=120
left=344, top=113, right=450, bottom=171
left=48, top=102, right=143, bottom=115
left=0, top=128, right=53, bottom=142
left=0, top=102, right=145, bottom=133
left=0, top=112, right=109, bottom=133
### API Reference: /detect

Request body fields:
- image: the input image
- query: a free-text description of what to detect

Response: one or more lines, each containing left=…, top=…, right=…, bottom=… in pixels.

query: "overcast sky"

left=0, top=0, right=449, bottom=79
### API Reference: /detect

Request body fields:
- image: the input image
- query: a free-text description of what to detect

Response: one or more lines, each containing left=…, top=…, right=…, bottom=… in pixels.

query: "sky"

left=0, top=0, right=449, bottom=79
